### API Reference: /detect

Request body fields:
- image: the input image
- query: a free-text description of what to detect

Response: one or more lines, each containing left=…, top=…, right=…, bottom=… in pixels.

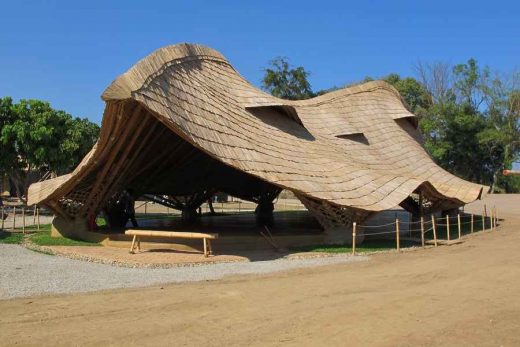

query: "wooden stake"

left=471, top=213, right=474, bottom=233
left=420, top=216, right=425, bottom=248
left=446, top=215, right=450, bottom=241
left=352, top=222, right=357, bottom=255
left=12, top=206, right=16, bottom=231
left=457, top=214, right=461, bottom=239
left=432, top=214, right=438, bottom=247
left=22, top=208, right=26, bottom=234
left=36, top=206, right=40, bottom=231
left=395, top=218, right=400, bottom=252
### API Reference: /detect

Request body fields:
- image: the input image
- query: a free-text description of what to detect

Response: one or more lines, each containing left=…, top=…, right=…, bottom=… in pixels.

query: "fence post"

left=432, top=214, right=438, bottom=247
left=395, top=218, right=400, bottom=252
left=446, top=215, right=450, bottom=241
left=12, top=206, right=16, bottom=231
left=36, top=206, right=40, bottom=231
left=22, top=208, right=26, bottom=234
left=471, top=213, right=474, bottom=233
left=420, top=216, right=425, bottom=248
left=352, top=222, right=356, bottom=256
left=457, top=213, right=461, bottom=239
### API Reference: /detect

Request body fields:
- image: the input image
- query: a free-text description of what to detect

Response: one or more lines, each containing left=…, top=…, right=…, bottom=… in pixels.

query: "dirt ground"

left=1, top=194, right=519, bottom=346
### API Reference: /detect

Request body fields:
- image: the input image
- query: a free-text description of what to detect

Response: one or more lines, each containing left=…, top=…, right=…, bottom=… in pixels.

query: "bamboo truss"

left=27, top=43, right=484, bottom=231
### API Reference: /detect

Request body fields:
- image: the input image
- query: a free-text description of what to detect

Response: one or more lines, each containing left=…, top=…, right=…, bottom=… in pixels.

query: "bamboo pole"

left=471, top=213, right=474, bottom=233
left=432, top=214, right=438, bottom=247
left=420, top=216, right=425, bottom=248
left=36, top=206, right=40, bottom=231
left=395, top=218, right=400, bottom=252
left=446, top=215, right=450, bottom=241
left=352, top=222, right=357, bottom=255
left=457, top=214, right=461, bottom=239
left=22, top=208, right=26, bottom=234
left=12, top=206, right=16, bottom=231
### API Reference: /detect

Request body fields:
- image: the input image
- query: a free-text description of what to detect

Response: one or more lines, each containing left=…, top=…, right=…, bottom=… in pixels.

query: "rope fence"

left=0, top=206, right=42, bottom=234
left=351, top=204, right=500, bottom=255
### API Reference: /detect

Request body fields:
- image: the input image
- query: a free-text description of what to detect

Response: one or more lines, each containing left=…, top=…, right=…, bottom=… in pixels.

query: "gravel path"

left=0, top=244, right=367, bottom=299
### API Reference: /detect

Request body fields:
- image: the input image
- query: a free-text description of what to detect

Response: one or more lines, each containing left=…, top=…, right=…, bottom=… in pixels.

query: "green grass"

left=0, top=231, right=25, bottom=244
left=292, top=239, right=417, bottom=254
left=29, top=226, right=100, bottom=247
left=1, top=223, right=100, bottom=247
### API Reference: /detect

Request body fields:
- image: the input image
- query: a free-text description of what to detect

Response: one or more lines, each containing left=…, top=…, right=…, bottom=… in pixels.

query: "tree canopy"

left=261, top=57, right=314, bottom=100
left=0, top=97, right=99, bottom=199
left=261, top=58, right=520, bottom=193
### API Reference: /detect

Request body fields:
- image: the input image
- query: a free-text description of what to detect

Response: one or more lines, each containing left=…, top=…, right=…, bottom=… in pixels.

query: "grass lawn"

left=292, top=239, right=417, bottom=254
left=29, top=225, right=100, bottom=247
left=0, top=231, right=25, bottom=244
left=0, top=224, right=100, bottom=247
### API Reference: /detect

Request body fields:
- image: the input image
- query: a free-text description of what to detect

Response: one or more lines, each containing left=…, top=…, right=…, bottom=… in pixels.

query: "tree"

left=382, top=74, right=432, bottom=113
left=261, top=57, right=314, bottom=100
left=0, top=98, right=100, bottom=200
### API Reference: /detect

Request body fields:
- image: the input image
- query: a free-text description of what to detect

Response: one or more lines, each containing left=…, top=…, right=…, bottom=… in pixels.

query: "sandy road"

left=1, top=195, right=519, bottom=346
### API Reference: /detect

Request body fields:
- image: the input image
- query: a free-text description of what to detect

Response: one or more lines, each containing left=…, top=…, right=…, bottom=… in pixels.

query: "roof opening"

left=336, top=133, right=369, bottom=145
left=246, top=105, right=314, bottom=140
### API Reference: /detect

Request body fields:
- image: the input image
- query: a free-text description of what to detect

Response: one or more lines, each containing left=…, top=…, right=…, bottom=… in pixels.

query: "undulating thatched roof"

left=28, top=43, right=484, bottom=223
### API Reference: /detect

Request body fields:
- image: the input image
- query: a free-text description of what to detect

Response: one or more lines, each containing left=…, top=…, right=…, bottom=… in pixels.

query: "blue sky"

left=1, top=0, right=519, bottom=124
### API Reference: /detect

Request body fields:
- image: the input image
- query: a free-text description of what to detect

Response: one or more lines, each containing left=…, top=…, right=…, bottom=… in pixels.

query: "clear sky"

left=1, top=0, right=519, bottom=124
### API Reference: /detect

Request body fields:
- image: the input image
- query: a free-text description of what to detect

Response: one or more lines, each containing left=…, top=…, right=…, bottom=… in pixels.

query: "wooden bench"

left=125, top=230, right=219, bottom=257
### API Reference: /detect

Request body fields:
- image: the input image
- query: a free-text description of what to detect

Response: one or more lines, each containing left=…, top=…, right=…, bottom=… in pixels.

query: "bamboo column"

left=36, top=206, right=40, bottom=231
left=352, top=222, right=357, bottom=255
left=22, top=208, right=26, bottom=234
left=420, top=216, right=425, bottom=248
left=12, top=206, right=16, bottom=231
left=457, top=214, right=461, bottom=239
left=431, top=214, right=438, bottom=247
left=446, top=215, right=450, bottom=241
left=395, top=218, right=400, bottom=252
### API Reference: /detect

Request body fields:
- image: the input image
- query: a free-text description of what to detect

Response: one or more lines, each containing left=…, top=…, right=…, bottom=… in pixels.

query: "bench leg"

left=203, top=238, right=208, bottom=257
left=130, top=235, right=137, bottom=254
left=207, top=239, right=213, bottom=256
left=137, top=236, right=141, bottom=252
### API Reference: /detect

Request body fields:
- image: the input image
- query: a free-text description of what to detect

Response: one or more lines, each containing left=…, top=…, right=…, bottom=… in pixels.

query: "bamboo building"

left=27, top=43, right=484, bottom=244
